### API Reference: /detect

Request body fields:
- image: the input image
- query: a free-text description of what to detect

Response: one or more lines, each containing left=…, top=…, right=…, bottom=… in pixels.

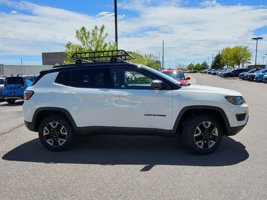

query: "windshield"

left=139, top=65, right=181, bottom=86
left=0, top=79, right=4, bottom=84
left=161, top=71, right=185, bottom=80
left=256, top=69, right=266, bottom=73
left=5, top=77, right=24, bottom=85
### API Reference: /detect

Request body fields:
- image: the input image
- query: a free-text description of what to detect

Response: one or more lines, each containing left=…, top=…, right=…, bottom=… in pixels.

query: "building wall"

left=247, top=64, right=266, bottom=69
left=0, top=65, right=52, bottom=76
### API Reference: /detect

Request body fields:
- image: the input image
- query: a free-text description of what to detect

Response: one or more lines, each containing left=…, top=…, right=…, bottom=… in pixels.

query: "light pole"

left=162, top=40, right=165, bottom=69
left=114, top=0, right=118, bottom=49
left=252, top=37, right=263, bottom=68
left=262, top=56, right=266, bottom=65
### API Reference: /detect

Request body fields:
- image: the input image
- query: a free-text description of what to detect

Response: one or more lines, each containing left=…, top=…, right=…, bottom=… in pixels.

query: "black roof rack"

left=71, top=50, right=132, bottom=64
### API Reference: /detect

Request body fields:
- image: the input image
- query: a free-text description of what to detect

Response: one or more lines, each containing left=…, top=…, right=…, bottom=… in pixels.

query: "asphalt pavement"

left=0, top=74, right=266, bottom=200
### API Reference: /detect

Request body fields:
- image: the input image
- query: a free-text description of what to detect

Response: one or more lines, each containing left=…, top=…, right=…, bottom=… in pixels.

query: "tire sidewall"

left=38, top=116, right=73, bottom=151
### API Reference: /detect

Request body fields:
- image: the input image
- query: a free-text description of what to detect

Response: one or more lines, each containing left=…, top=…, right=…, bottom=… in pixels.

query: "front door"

left=110, top=67, right=173, bottom=130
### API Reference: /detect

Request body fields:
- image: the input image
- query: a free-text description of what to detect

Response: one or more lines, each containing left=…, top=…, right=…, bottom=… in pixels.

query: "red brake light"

left=22, top=79, right=27, bottom=88
left=24, top=90, right=34, bottom=100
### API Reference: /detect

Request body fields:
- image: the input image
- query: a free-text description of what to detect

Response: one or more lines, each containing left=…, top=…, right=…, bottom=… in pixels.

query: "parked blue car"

left=222, top=68, right=250, bottom=77
left=243, top=68, right=261, bottom=80
left=3, top=76, right=32, bottom=104
left=254, top=69, right=267, bottom=82
left=247, top=69, right=267, bottom=81
left=0, top=77, right=5, bottom=101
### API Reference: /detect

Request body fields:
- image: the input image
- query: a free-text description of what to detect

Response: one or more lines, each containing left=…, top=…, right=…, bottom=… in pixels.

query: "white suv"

left=23, top=51, right=249, bottom=154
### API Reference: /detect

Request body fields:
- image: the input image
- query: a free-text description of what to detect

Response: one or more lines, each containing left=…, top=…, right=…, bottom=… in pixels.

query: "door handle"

left=113, top=93, right=128, bottom=97
left=63, top=91, right=76, bottom=95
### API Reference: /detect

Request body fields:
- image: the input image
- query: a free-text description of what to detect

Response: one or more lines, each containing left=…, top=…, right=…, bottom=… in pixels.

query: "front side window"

left=111, top=68, right=153, bottom=89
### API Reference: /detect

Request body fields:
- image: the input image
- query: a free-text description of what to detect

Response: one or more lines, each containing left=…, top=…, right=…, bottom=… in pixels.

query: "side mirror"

left=186, top=76, right=191, bottom=80
left=151, top=80, right=164, bottom=90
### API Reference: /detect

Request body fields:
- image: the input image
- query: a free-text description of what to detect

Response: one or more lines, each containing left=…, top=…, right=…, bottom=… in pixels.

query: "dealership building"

left=0, top=64, right=52, bottom=76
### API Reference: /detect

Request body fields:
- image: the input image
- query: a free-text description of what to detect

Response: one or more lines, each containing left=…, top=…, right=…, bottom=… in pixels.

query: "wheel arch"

left=173, top=106, right=230, bottom=136
left=32, top=107, right=77, bottom=132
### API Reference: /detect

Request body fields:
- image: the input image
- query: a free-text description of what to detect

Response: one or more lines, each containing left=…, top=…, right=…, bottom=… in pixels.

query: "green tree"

left=187, top=63, right=195, bottom=70
left=194, top=63, right=202, bottom=71
left=221, top=46, right=252, bottom=68
left=211, top=53, right=224, bottom=69
left=130, top=51, right=161, bottom=70
left=221, top=47, right=234, bottom=67
left=65, top=25, right=117, bottom=63
left=231, top=46, right=252, bottom=67
left=201, top=61, right=209, bottom=69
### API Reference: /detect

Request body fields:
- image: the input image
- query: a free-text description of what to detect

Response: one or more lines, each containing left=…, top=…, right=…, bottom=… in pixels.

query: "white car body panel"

left=109, top=89, right=173, bottom=129
left=23, top=68, right=249, bottom=133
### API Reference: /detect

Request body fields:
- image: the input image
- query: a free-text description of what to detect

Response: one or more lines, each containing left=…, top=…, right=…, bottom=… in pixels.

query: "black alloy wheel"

left=182, top=114, right=223, bottom=155
left=38, top=116, right=73, bottom=151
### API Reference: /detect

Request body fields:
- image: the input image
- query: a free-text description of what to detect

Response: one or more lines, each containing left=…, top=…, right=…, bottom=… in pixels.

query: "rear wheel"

left=7, top=99, right=15, bottom=104
left=38, top=116, right=73, bottom=151
left=182, top=114, right=222, bottom=155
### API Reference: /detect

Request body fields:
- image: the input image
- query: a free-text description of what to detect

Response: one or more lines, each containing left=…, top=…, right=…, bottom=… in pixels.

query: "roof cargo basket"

left=71, top=50, right=132, bottom=64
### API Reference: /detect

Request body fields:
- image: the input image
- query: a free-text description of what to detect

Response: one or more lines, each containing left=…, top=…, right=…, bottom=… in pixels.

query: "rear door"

left=55, top=67, right=113, bottom=127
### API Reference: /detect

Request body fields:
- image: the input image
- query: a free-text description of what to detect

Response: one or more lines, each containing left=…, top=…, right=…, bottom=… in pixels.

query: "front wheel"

left=182, top=115, right=223, bottom=155
left=38, top=116, right=74, bottom=151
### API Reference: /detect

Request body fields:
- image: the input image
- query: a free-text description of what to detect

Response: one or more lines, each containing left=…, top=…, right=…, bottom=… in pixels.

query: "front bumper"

left=227, top=124, right=247, bottom=136
left=24, top=120, right=36, bottom=132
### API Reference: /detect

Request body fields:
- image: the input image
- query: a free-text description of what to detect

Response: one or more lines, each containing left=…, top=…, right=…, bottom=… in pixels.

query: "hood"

left=180, top=84, right=241, bottom=96
left=177, top=79, right=189, bottom=86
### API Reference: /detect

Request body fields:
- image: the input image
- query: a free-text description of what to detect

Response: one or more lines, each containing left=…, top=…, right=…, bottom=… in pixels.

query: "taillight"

left=24, top=90, right=34, bottom=100
left=22, top=79, right=27, bottom=88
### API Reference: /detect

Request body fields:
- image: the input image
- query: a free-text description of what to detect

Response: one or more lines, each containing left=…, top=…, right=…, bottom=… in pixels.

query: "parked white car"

left=23, top=50, right=249, bottom=155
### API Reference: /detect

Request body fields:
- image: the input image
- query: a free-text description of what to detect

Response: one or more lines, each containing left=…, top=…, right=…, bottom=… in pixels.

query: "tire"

left=182, top=114, right=223, bottom=155
left=38, top=115, right=74, bottom=151
left=7, top=99, right=15, bottom=104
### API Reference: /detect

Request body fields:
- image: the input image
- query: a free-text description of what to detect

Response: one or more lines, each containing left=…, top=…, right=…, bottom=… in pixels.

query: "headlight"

left=225, top=96, right=245, bottom=105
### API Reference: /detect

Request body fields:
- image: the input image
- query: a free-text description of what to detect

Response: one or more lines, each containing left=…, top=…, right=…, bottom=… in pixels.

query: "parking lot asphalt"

left=0, top=74, right=266, bottom=200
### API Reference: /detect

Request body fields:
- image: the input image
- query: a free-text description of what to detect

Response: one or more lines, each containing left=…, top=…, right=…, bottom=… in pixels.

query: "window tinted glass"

left=0, top=79, right=4, bottom=84
left=5, top=77, right=24, bottom=84
left=56, top=68, right=110, bottom=88
left=71, top=68, right=110, bottom=88
left=111, top=68, right=153, bottom=89
left=55, top=71, right=72, bottom=86
left=162, top=71, right=185, bottom=80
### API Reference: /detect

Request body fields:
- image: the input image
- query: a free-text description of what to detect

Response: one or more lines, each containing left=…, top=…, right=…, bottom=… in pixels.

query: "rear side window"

left=55, top=68, right=111, bottom=88
left=5, top=77, right=24, bottom=84
left=55, top=71, right=72, bottom=86
left=72, top=68, right=110, bottom=88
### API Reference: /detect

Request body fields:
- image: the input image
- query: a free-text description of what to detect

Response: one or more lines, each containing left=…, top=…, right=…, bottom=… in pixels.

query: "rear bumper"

left=4, top=95, right=24, bottom=100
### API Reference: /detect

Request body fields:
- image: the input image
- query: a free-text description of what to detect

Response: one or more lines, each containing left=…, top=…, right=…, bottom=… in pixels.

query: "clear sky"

left=0, top=0, right=266, bottom=67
